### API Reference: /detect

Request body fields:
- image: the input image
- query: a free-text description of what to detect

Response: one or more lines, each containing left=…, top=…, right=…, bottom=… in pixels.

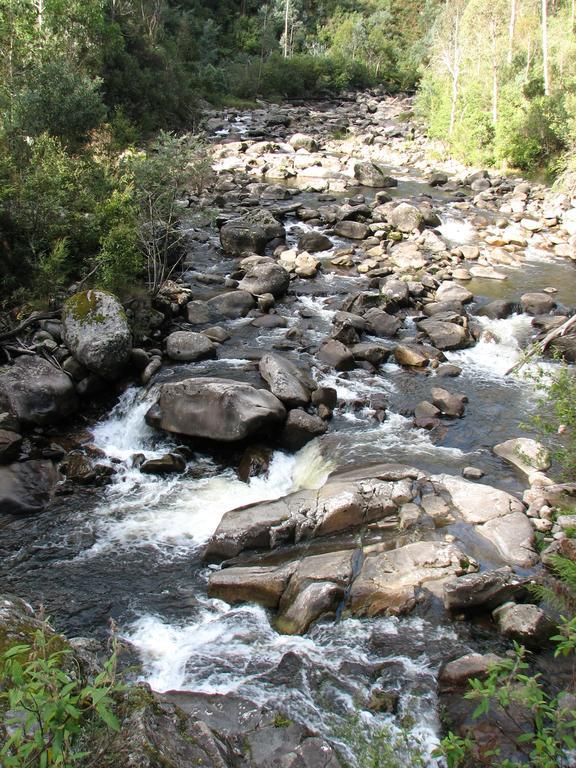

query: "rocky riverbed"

left=2, top=91, right=576, bottom=765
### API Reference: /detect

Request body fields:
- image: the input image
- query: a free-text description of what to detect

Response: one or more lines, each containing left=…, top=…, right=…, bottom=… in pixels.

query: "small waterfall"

left=438, top=215, right=477, bottom=245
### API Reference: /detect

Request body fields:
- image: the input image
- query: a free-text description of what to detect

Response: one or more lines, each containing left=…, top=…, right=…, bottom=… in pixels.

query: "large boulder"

left=388, top=203, right=424, bottom=234
left=239, top=263, right=290, bottom=297
left=349, top=541, right=477, bottom=616
left=493, top=438, right=551, bottom=475
left=62, top=291, right=132, bottom=380
left=204, top=465, right=421, bottom=561
left=220, top=211, right=285, bottom=256
left=206, top=291, right=256, bottom=319
left=280, top=409, right=327, bottom=451
left=259, top=353, right=316, bottom=407
left=418, top=319, right=469, bottom=350
left=0, top=460, right=58, bottom=514
left=333, top=220, right=369, bottom=240
left=148, top=378, right=286, bottom=442
left=353, top=162, right=398, bottom=188
left=297, top=232, right=333, bottom=253
left=443, top=567, right=530, bottom=613
left=493, top=603, right=555, bottom=647
left=0, top=356, right=78, bottom=425
left=165, top=332, right=217, bottom=362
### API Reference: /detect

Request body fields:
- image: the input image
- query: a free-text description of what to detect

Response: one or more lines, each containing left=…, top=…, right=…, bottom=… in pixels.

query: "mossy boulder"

left=62, top=290, right=132, bottom=381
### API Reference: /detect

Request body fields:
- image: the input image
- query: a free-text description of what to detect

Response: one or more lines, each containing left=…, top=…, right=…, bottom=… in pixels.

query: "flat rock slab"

left=349, top=541, right=477, bottom=617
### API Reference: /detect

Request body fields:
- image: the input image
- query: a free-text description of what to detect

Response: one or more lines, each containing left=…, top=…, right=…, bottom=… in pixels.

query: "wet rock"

left=140, top=453, right=187, bottom=475
left=388, top=203, right=424, bottom=233
left=428, top=172, right=449, bottom=187
left=353, top=162, right=397, bottom=188
left=165, top=331, right=217, bottom=362
left=493, top=602, right=555, bottom=646
left=349, top=541, right=477, bottom=617
left=205, top=466, right=419, bottom=560
left=443, top=567, right=530, bottom=612
left=436, top=364, right=462, bottom=377
left=520, top=292, right=557, bottom=316
left=394, top=343, right=437, bottom=368
left=436, top=281, right=474, bottom=304
left=431, top=387, right=466, bottom=418
left=413, top=401, right=440, bottom=430
left=220, top=212, right=278, bottom=256
left=185, top=301, right=211, bottom=325
left=418, top=319, right=468, bottom=350
left=280, top=409, right=328, bottom=451
left=351, top=343, right=390, bottom=366
left=62, top=290, right=132, bottom=380
left=207, top=291, right=256, bottom=319
left=62, top=452, right=96, bottom=485
left=0, top=357, right=78, bottom=426
left=239, top=263, right=290, bottom=298
left=259, top=353, right=316, bottom=408
left=438, top=653, right=504, bottom=692
left=462, top=466, right=484, bottom=480
left=317, top=340, right=355, bottom=371
left=238, top=446, right=272, bottom=482
left=381, top=278, right=410, bottom=307
left=297, top=232, right=333, bottom=253
left=276, top=551, right=354, bottom=634
left=494, top=438, right=551, bottom=475
left=476, top=300, right=519, bottom=319
left=364, top=308, right=402, bottom=337
left=150, top=378, right=286, bottom=442
left=209, top=563, right=296, bottom=608
left=0, top=430, right=22, bottom=464
left=0, top=460, right=58, bottom=514
left=333, top=220, right=369, bottom=240
left=311, top=387, right=338, bottom=410
left=163, top=691, right=342, bottom=768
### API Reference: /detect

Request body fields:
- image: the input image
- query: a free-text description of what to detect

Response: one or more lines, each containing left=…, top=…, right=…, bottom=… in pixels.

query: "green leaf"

left=96, top=704, right=120, bottom=732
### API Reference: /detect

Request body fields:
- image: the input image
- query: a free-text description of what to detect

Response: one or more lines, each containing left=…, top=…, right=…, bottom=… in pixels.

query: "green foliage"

left=0, top=628, right=124, bottom=768
left=526, top=359, right=576, bottom=480
left=10, top=53, right=106, bottom=149
left=96, top=187, right=142, bottom=295
left=419, top=0, right=576, bottom=174
left=335, top=717, right=427, bottom=768
left=437, top=638, right=576, bottom=768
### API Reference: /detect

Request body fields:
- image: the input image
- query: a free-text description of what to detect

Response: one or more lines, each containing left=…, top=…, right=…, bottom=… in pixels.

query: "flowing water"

left=2, top=109, right=576, bottom=765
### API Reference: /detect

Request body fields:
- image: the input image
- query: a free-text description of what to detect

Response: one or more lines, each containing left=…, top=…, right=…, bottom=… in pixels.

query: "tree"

left=543, top=0, right=550, bottom=94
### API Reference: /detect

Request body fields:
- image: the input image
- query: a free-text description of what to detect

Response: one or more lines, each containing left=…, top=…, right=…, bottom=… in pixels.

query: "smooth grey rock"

left=0, top=357, right=78, bottom=426
left=259, top=353, right=316, bottom=407
left=239, top=262, right=290, bottom=298
left=280, top=409, right=328, bottom=451
left=0, top=460, right=58, bottom=514
left=388, top=203, right=424, bottom=233
left=354, top=162, right=398, bottom=188
left=165, top=332, right=217, bottom=362
left=150, top=378, right=286, bottom=442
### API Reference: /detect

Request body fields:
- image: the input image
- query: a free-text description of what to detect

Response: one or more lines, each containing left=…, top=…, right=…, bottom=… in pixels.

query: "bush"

left=10, top=53, right=106, bottom=149
left=1, top=628, right=123, bottom=768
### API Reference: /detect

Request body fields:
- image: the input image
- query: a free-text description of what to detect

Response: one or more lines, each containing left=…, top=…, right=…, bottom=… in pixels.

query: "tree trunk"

left=507, top=0, right=516, bottom=64
left=283, top=0, right=290, bottom=58
left=448, top=11, right=462, bottom=137
left=37, top=0, right=43, bottom=29
left=542, top=0, right=550, bottom=95
left=572, top=0, right=575, bottom=32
